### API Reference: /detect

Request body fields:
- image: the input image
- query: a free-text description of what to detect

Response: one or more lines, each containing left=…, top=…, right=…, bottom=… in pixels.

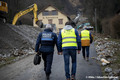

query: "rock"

left=98, top=54, right=103, bottom=58
left=99, top=53, right=105, bottom=56
left=18, top=50, right=26, bottom=55
left=108, top=50, right=111, bottom=53
left=105, top=53, right=113, bottom=58
left=3, top=54, right=7, bottom=58
left=105, top=67, right=112, bottom=73
left=109, top=72, right=114, bottom=76
left=7, top=54, right=11, bottom=57
left=109, top=78, right=119, bottom=80
left=28, top=48, right=35, bottom=55
left=97, top=56, right=101, bottom=61
left=101, top=58, right=110, bottom=64
left=28, top=51, right=34, bottom=55
left=0, top=54, right=3, bottom=58
left=105, top=38, right=108, bottom=40
left=13, top=49, right=19, bottom=56
left=107, top=58, right=113, bottom=62
left=113, top=69, right=120, bottom=76
left=0, top=60, right=5, bottom=64
left=111, top=50, right=115, bottom=54
left=102, top=62, right=107, bottom=66
left=25, top=54, right=28, bottom=56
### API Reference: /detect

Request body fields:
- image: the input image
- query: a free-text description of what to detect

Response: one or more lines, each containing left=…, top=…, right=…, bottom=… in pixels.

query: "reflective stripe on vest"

left=61, top=28, right=77, bottom=47
left=81, top=30, right=90, bottom=40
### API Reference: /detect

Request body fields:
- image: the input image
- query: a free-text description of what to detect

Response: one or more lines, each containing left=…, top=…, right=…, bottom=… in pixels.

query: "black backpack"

left=33, top=54, right=41, bottom=65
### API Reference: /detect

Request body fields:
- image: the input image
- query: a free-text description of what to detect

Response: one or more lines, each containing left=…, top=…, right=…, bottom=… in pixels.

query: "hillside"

left=0, top=22, right=42, bottom=65
left=4, top=0, right=82, bottom=24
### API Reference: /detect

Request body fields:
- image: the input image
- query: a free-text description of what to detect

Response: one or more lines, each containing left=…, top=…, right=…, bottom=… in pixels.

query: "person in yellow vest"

left=57, top=21, right=81, bottom=80
left=79, top=26, right=93, bottom=61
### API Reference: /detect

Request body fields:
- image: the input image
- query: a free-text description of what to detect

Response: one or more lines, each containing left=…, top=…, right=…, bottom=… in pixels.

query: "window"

left=51, top=10, right=58, bottom=15
left=48, top=19, right=52, bottom=24
left=42, top=11, right=49, bottom=16
left=59, top=19, right=63, bottom=24
left=2, top=2, right=6, bottom=7
left=51, top=24, right=56, bottom=31
left=42, top=10, right=58, bottom=16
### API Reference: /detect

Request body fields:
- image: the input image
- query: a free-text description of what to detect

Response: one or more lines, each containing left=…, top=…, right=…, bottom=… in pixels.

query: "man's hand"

left=37, top=51, right=41, bottom=55
left=58, top=52, right=62, bottom=55
left=78, top=50, right=80, bottom=54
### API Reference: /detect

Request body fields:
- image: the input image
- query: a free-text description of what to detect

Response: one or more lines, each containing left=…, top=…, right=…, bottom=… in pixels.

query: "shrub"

left=101, top=18, right=111, bottom=35
left=111, top=15, right=120, bottom=39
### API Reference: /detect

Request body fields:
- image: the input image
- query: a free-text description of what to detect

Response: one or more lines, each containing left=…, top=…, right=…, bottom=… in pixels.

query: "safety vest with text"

left=81, top=30, right=90, bottom=40
left=61, top=28, right=77, bottom=48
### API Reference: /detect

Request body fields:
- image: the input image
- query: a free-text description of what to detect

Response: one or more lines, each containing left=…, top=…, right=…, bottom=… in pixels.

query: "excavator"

left=0, top=1, right=8, bottom=23
left=12, top=3, right=43, bottom=27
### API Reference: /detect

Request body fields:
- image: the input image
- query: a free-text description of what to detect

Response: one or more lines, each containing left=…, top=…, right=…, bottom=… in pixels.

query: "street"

left=0, top=43, right=102, bottom=80
left=0, top=0, right=120, bottom=79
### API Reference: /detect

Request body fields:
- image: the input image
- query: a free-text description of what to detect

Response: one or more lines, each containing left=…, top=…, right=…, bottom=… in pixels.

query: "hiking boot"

left=83, top=57, right=85, bottom=60
left=46, top=74, right=50, bottom=80
left=71, top=75, right=76, bottom=80
left=86, top=57, right=89, bottom=61
left=46, top=75, right=49, bottom=80
left=66, top=78, right=70, bottom=80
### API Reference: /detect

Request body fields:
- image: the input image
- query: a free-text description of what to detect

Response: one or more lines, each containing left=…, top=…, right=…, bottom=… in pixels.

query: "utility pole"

left=95, top=8, right=97, bottom=33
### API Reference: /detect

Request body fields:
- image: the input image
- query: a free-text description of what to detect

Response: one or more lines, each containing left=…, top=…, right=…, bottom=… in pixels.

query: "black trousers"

left=82, top=46, right=90, bottom=58
left=42, top=52, right=53, bottom=75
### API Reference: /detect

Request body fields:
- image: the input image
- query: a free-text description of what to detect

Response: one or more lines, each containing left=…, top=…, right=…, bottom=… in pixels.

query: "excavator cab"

left=0, top=1, right=8, bottom=23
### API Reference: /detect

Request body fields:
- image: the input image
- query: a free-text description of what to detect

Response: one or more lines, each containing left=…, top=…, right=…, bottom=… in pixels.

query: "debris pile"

left=0, top=48, right=35, bottom=65
left=0, top=23, right=41, bottom=66
left=94, top=36, right=120, bottom=80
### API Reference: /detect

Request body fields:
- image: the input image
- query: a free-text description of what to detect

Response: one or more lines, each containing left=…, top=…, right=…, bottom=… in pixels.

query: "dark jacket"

left=35, top=28, right=58, bottom=53
left=57, top=25, right=81, bottom=52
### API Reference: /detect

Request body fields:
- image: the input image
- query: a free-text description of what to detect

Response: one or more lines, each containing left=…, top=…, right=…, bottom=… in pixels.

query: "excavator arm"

left=12, top=3, right=38, bottom=25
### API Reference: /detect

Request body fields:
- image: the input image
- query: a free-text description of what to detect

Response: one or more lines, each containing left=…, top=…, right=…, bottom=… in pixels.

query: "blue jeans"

left=63, top=49, right=77, bottom=79
left=82, top=46, right=89, bottom=58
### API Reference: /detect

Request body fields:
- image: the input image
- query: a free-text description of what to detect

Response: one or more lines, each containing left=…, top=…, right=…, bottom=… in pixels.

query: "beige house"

left=33, top=5, right=68, bottom=33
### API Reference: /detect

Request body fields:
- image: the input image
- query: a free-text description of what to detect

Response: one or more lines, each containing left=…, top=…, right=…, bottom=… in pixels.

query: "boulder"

left=105, top=67, right=112, bottom=73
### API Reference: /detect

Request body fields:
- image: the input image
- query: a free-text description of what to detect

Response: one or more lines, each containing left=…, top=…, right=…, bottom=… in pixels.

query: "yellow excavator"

left=12, top=3, right=43, bottom=27
left=0, top=1, right=8, bottom=23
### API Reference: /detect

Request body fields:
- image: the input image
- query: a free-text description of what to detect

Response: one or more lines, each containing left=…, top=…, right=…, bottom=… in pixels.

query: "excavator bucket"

left=66, top=11, right=80, bottom=28
left=36, top=20, right=43, bottom=28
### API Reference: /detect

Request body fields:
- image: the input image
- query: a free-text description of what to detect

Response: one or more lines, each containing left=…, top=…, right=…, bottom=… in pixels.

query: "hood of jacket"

left=63, top=25, right=73, bottom=30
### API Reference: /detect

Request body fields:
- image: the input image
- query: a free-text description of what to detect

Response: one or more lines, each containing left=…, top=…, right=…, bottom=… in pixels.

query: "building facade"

left=33, top=5, right=68, bottom=33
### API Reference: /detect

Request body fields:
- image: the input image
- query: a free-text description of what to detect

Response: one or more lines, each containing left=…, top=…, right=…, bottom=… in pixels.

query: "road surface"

left=0, top=43, right=102, bottom=80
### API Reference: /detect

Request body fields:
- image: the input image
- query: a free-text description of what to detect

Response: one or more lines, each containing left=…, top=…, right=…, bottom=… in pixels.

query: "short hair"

left=46, top=24, right=52, bottom=29
left=65, top=21, right=76, bottom=27
left=65, top=21, right=72, bottom=25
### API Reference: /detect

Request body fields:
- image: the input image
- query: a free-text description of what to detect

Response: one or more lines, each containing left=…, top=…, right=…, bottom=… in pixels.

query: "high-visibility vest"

left=81, top=30, right=90, bottom=40
left=61, top=28, right=77, bottom=48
